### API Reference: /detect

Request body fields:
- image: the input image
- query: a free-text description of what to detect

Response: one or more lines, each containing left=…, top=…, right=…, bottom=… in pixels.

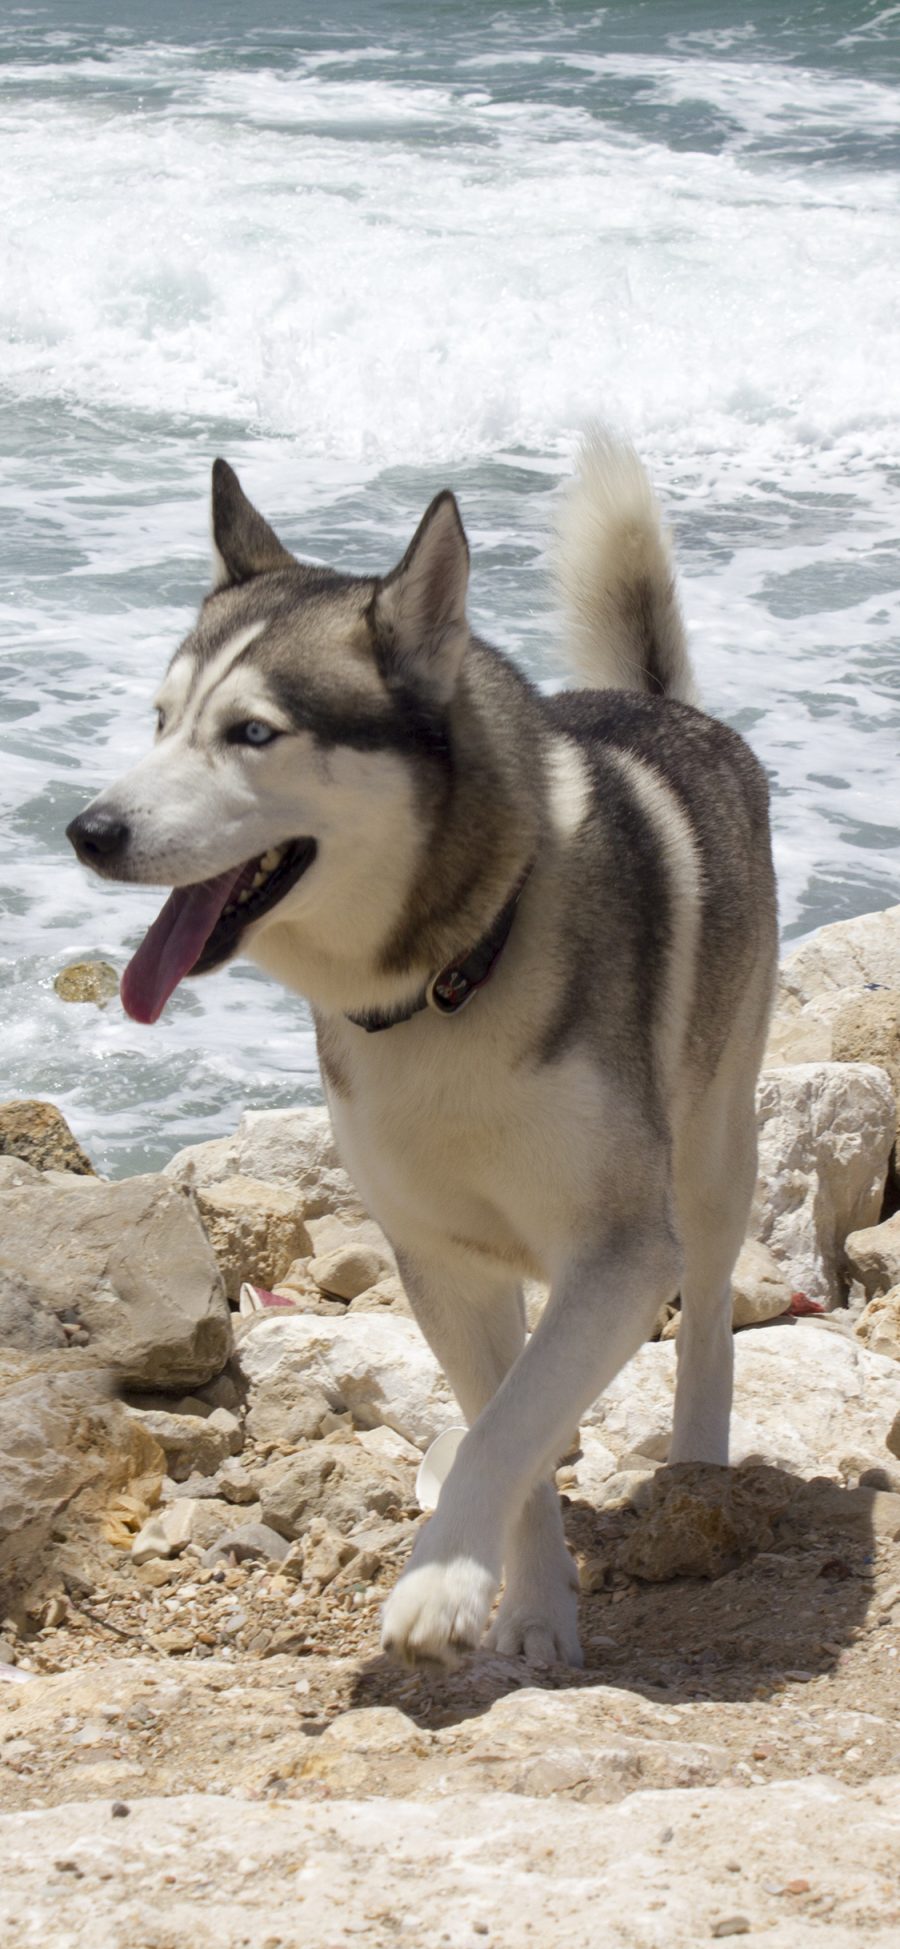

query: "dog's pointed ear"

left=373, top=492, right=470, bottom=703
left=210, top=459, right=295, bottom=588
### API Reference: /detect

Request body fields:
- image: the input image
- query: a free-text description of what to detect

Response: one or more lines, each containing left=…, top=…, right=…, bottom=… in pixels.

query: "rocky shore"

left=2, top=904, right=900, bottom=1945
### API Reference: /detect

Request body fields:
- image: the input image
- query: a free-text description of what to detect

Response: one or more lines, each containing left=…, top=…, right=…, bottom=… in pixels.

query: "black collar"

left=347, top=868, right=532, bottom=1034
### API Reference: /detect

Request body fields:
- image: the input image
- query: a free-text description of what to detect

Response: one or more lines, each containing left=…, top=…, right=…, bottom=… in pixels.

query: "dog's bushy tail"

left=553, top=430, right=698, bottom=705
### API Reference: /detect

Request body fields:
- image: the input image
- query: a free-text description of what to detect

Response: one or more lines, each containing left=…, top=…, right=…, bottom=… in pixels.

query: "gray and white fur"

left=68, top=430, right=777, bottom=1669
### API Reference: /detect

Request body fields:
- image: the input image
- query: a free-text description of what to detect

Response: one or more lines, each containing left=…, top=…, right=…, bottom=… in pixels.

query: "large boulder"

left=165, top=1107, right=365, bottom=1222
left=1, top=1777, right=900, bottom=1947
left=577, top=1320, right=900, bottom=1482
left=752, top=1062, right=895, bottom=1304
left=0, top=1173, right=232, bottom=1388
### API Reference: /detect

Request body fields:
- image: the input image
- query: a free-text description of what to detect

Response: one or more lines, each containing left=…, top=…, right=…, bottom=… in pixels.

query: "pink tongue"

left=120, top=866, right=244, bottom=1024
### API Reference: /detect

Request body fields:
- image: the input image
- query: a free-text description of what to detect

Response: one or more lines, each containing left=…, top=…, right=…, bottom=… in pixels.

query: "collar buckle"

left=425, top=966, right=478, bottom=1016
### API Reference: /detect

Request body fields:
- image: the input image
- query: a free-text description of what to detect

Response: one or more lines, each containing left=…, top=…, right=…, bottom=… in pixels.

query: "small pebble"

left=111, top=1802, right=131, bottom=1819
left=711, top=1921, right=750, bottom=1940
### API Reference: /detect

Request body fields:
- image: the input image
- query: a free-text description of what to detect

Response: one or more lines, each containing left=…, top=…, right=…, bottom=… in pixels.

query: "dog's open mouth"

left=120, top=838, right=316, bottom=1025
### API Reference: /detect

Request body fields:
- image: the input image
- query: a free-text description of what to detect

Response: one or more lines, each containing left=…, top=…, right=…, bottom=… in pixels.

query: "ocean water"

left=2, top=1, right=899, bottom=1175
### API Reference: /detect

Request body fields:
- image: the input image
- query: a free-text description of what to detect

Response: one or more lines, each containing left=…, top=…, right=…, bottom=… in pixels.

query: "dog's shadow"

left=347, top=1464, right=883, bottom=1731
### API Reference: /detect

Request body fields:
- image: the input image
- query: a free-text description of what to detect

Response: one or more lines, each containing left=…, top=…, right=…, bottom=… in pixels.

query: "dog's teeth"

left=260, top=850, right=281, bottom=872
left=251, top=869, right=267, bottom=889
left=237, top=889, right=252, bottom=905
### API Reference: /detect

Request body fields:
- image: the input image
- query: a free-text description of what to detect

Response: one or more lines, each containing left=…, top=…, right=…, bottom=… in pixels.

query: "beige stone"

left=53, top=960, right=119, bottom=1007
left=311, top=1243, right=394, bottom=1300
left=0, top=1270, right=67, bottom=1351
left=856, top=1286, right=900, bottom=1359
left=304, top=1212, right=394, bottom=1255
left=0, top=1099, right=96, bottom=1176
left=347, top=1276, right=412, bottom=1316
left=730, top=1237, right=792, bottom=1328
left=131, top=1497, right=199, bottom=1564
left=833, top=990, right=900, bottom=1096
left=257, top=1441, right=409, bottom=1539
left=243, top=1371, right=332, bottom=1446
left=194, top=1174, right=311, bottom=1302
left=845, top=1213, right=900, bottom=1299
left=0, top=1369, right=164, bottom=1598
left=616, top=1463, right=796, bottom=1581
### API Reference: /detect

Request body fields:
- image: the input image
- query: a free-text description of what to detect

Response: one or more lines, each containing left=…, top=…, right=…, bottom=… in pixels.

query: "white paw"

left=486, top=1576, right=583, bottom=1669
left=381, top=1557, right=497, bottom=1669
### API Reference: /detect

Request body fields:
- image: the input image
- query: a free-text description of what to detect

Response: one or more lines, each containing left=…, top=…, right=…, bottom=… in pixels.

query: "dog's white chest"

left=323, top=1007, right=611, bottom=1277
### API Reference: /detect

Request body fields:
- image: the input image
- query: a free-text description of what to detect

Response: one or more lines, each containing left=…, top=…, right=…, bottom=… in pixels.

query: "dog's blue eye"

left=230, top=720, right=278, bottom=747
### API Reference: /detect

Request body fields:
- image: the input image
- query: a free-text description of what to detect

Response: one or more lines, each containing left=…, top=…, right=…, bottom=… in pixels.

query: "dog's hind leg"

left=382, top=1212, right=679, bottom=1669
left=391, top=1253, right=580, bottom=1667
left=668, top=1063, right=760, bottom=1466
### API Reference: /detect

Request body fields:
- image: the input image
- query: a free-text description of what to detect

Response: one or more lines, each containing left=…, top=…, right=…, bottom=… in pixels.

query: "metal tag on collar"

left=425, top=967, right=476, bottom=1016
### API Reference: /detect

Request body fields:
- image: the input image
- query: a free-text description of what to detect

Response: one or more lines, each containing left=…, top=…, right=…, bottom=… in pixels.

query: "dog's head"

left=67, top=462, right=470, bottom=1021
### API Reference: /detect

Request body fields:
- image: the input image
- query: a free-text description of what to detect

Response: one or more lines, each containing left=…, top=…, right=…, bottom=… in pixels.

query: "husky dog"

left=68, top=436, right=777, bottom=1669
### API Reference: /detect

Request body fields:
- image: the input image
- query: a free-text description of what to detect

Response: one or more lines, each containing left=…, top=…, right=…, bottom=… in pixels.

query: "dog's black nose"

left=66, top=809, right=130, bottom=867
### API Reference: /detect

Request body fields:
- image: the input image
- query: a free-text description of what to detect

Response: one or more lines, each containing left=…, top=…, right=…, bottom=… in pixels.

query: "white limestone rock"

left=236, top=1314, right=456, bottom=1450
left=752, top=1062, right=896, bottom=1303
left=582, top=1321, right=900, bottom=1480
left=131, top=1497, right=199, bottom=1564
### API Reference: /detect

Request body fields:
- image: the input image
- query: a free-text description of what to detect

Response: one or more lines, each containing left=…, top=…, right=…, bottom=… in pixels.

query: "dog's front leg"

left=381, top=1252, right=529, bottom=1669
left=382, top=1221, right=680, bottom=1669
